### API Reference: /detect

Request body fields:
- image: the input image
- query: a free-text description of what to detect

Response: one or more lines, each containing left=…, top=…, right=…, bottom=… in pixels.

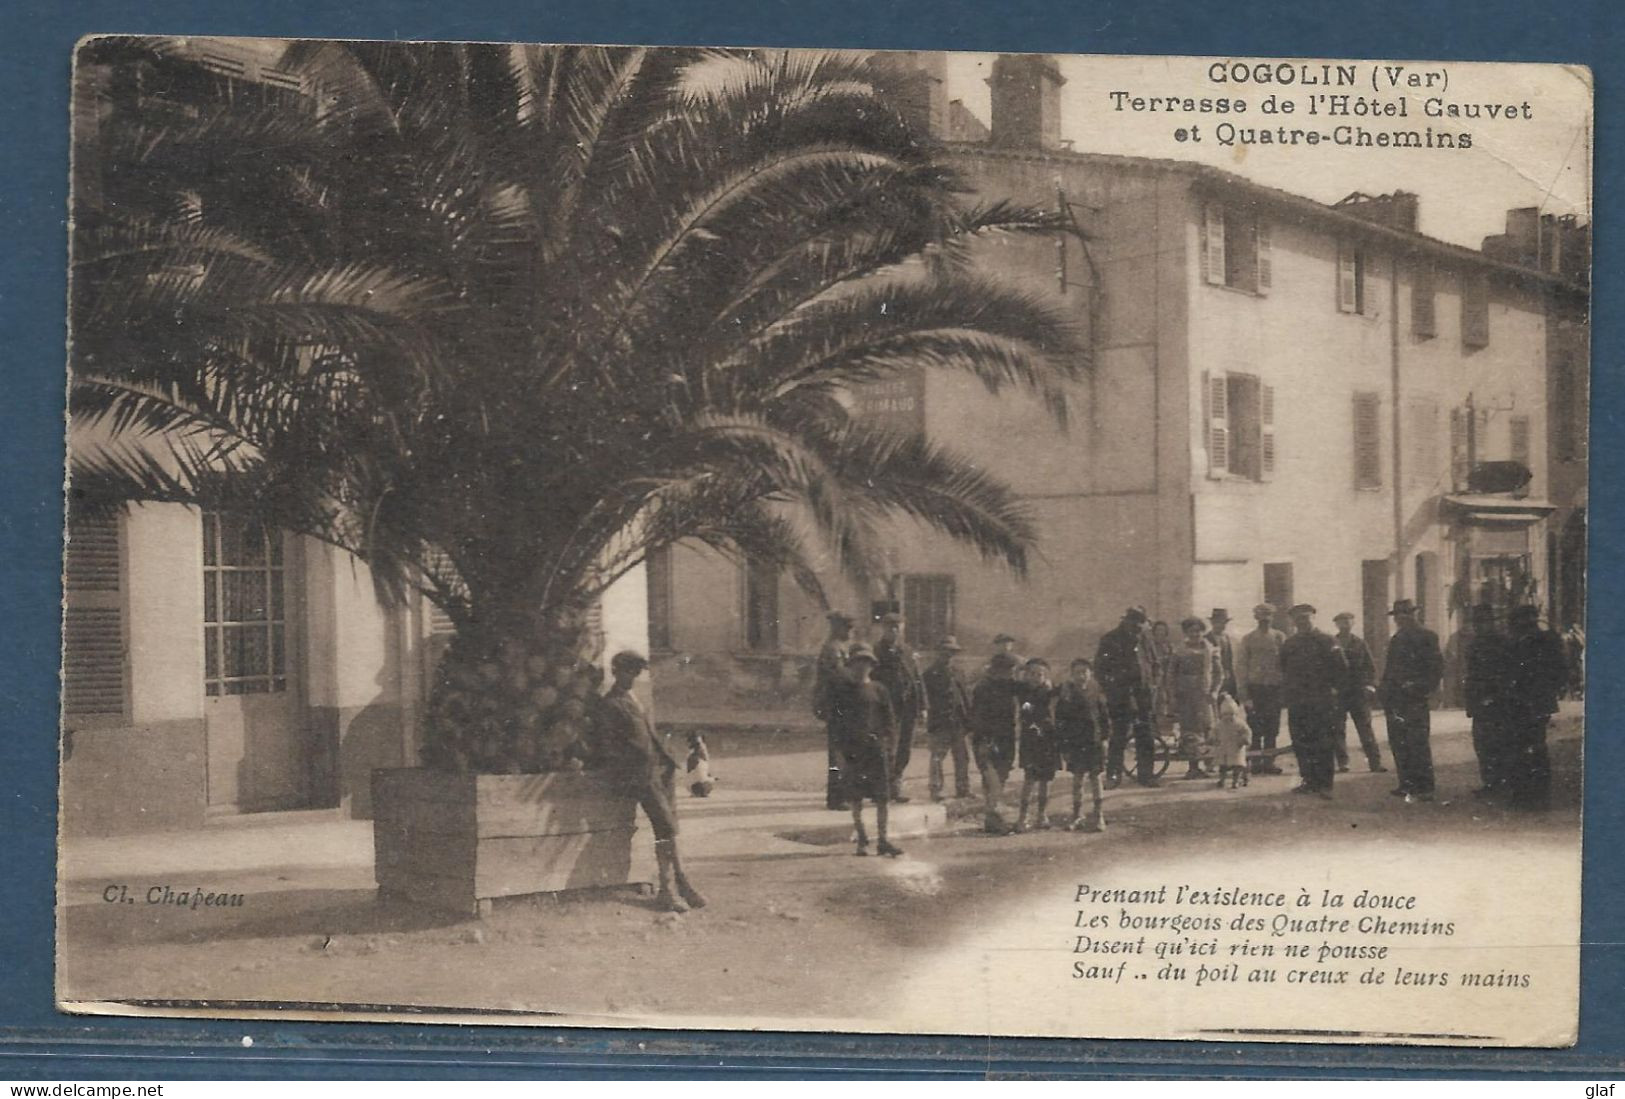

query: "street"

left=58, top=707, right=1581, bottom=1034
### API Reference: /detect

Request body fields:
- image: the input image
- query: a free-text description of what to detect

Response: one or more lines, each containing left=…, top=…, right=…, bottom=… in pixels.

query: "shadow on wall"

left=336, top=609, right=415, bottom=820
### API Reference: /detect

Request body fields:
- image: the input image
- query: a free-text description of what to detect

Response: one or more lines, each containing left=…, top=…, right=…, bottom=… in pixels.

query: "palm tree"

left=70, top=38, right=1087, bottom=773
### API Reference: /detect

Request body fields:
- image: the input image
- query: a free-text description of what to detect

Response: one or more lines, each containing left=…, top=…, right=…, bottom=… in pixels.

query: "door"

left=203, top=512, right=305, bottom=812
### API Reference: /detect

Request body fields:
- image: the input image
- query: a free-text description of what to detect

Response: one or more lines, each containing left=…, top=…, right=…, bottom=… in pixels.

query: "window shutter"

left=1411, top=262, right=1436, bottom=338
left=62, top=515, right=126, bottom=719
left=1254, top=221, right=1272, bottom=292
left=1260, top=384, right=1277, bottom=479
left=1205, top=371, right=1229, bottom=478
left=1462, top=276, right=1490, bottom=349
left=1353, top=392, right=1382, bottom=489
left=1202, top=206, right=1226, bottom=286
left=1337, top=247, right=1360, bottom=313
left=1510, top=414, right=1532, bottom=498
left=1449, top=406, right=1470, bottom=489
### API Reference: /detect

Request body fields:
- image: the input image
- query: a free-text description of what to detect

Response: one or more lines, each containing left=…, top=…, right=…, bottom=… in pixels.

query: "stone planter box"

left=372, top=768, right=650, bottom=916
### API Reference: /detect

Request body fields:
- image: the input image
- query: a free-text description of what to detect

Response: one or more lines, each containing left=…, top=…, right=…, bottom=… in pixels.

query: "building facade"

left=654, top=52, right=1588, bottom=715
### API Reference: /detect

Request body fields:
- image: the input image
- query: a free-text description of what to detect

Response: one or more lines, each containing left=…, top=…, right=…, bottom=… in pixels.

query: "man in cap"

left=1235, top=603, right=1287, bottom=775
left=1279, top=604, right=1347, bottom=797
left=1094, top=607, right=1160, bottom=788
left=595, top=651, right=706, bottom=913
left=981, top=633, right=1025, bottom=681
left=1207, top=608, right=1238, bottom=701
left=969, top=650, right=1023, bottom=832
left=1499, top=605, right=1569, bottom=810
left=1463, top=604, right=1510, bottom=798
left=814, top=611, right=855, bottom=810
left=922, top=635, right=973, bottom=801
left=1378, top=598, right=1444, bottom=803
left=1331, top=612, right=1385, bottom=773
left=873, top=611, right=926, bottom=802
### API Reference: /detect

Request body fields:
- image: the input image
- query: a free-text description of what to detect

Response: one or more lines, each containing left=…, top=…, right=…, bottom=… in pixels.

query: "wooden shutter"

left=1205, top=372, right=1229, bottom=478
left=1462, top=275, right=1490, bottom=349
left=1449, top=406, right=1470, bottom=489
left=1337, top=247, right=1360, bottom=313
left=1260, top=383, right=1277, bottom=479
left=1254, top=221, right=1272, bottom=292
left=1201, top=206, right=1226, bottom=286
left=1411, top=262, right=1437, bottom=338
left=1353, top=392, right=1382, bottom=489
left=62, top=515, right=126, bottom=719
left=1510, top=414, right=1532, bottom=498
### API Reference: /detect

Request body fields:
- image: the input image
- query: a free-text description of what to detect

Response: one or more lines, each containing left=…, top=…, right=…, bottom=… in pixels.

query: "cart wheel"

left=1153, top=735, right=1174, bottom=777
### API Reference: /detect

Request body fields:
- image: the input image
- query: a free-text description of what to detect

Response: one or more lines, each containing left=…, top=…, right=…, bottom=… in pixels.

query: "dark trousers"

left=1105, top=687, right=1156, bottom=783
left=891, top=711, right=918, bottom=795
left=1471, top=713, right=1510, bottom=793
left=1245, top=683, right=1283, bottom=771
left=825, top=720, right=846, bottom=808
left=1503, top=714, right=1552, bottom=809
left=639, top=768, right=681, bottom=841
left=1385, top=697, right=1436, bottom=795
left=1288, top=702, right=1337, bottom=791
left=1335, top=694, right=1383, bottom=769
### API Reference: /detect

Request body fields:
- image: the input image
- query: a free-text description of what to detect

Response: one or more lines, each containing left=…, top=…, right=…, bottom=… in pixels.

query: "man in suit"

left=874, top=611, right=926, bottom=802
left=814, top=611, right=854, bottom=810
left=1095, top=607, right=1160, bottom=789
left=1279, top=604, right=1348, bottom=797
left=1379, top=598, right=1445, bottom=803
left=595, top=650, right=705, bottom=914
left=1331, top=611, right=1385, bottom=773
left=1464, top=603, right=1510, bottom=798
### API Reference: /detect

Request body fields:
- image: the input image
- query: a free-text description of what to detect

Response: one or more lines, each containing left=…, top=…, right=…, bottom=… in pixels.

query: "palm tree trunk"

left=422, top=602, right=605, bottom=772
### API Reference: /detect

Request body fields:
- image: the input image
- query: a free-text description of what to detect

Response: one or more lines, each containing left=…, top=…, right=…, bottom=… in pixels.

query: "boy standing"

left=1055, top=657, right=1111, bottom=832
left=1015, top=658, right=1060, bottom=831
left=922, top=636, right=972, bottom=801
left=830, top=643, right=903, bottom=857
left=970, top=651, right=1022, bottom=833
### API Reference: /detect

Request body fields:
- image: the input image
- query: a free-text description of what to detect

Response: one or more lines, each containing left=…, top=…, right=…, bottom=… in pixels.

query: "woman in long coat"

left=1170, top=617, right=1218, bottom=779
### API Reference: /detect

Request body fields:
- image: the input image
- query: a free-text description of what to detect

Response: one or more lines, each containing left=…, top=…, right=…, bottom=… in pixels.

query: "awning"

left=1440, top=493, right=1557, bottom=526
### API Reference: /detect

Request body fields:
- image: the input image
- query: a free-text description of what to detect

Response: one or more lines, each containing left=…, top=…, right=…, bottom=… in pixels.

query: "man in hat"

left=1331, top=612, right=1385, bottom=773
left=1279, top=604, right=1347, bottom=797
left=970, top=650, right=1023, bottom=832
left=1208, top=608, right=1237, bottom=701
left=1463, top=604, right=1510, bottom=798
left=830, top=643, right=903, bottom=856
left=814, top=611, right=854, bottom=810
left=1379, top=598, right=1445, bottom=803
left=873, top=611, right=926, bottom=802
left=922, top=635, right=972, bottom=801
left=1500, top=605, right=1569, bottom=810
left=1095, top=607, right=1160, bottom=788
left=595, top=651, right=706, bottom=913
left=1235, top=603, right=1287, bottom=775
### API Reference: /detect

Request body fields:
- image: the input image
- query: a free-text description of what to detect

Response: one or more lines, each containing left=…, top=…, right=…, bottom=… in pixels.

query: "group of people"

left=813, top=595, right=1570, bottom=852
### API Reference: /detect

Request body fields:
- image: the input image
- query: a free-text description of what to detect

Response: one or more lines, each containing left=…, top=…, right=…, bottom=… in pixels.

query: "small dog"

left=1212, top=693, right=1250, bottom=790
left=686, top=732, right=716, bottom=797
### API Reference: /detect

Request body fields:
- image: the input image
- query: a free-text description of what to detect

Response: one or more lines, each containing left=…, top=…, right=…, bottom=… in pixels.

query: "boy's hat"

left=992, top=632, right=1017, bottom=645
left=1253, top=603, right=1276, bottom=617
left=1210, top=608, right=1231, bottom=623
left=1123, top=606, right=1148, bottom=624
left=1024, top=656, right=1049, bottom=668
left=1332, top=611, right=1355, bottom=624
left=847, top=642, right=878, bottom=664
left=988, top=652, right=1020, bottom=672
left=937, top=636, right=963, bottom=652
left=1387, top=598, right=1419, bottom=617
left=1289, top=603, right=1317, bottom=616
left=610, top=650, right=650, bottom=673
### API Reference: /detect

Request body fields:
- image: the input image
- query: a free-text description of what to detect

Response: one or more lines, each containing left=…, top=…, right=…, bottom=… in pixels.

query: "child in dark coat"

left=1015, top=658, right=1060, bottom=831
left=1055, top=657, right=1111, bottom=831
left=831, top=643, right=903, bottom=857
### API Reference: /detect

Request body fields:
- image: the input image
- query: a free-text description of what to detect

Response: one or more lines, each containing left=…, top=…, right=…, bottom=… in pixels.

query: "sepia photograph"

left=57, top=38, right=1590, bottom=1046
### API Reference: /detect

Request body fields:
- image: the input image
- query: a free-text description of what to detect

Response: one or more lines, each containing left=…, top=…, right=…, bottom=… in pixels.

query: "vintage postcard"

left=58, top=40, right=1590, bottom=1047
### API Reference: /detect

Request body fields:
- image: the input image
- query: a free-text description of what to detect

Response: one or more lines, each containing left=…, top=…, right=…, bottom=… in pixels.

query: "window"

left=1411, top=262, right=1437, bottom=338
left=742, top=556, right=779, bottom=652
left=1204, top=371, right=1276, bottom=482
left=900, top=575, right=955, bottom=649
left=63, top=513, right=126, bottom=720
left=646, top=544, right=674, bottom=652
left=1263, top=562, right=1294, bottom=634
left=1337, top=245, right=1367, bottom=314
left=1352, top=391, right=1383, bottom=490
left=1461, top=275, right=1490, bottom=349
left=1201, top=205, right=1271, bottom=294
left=203, top=512, right=287, bottom=696
left=1509, top=414, right=1532, bottom=498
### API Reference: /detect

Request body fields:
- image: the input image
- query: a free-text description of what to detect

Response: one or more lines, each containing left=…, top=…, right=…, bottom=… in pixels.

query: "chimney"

left=868, top=51, right=949, bottom=139
left=1333, top=190, right=1420, bottom=232
left=988, top=53, right=1065, bottom=150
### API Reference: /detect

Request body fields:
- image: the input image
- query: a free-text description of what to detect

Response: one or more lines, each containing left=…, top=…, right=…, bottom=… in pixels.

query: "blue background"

left=2, top=0, right=1619, bottom=1078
